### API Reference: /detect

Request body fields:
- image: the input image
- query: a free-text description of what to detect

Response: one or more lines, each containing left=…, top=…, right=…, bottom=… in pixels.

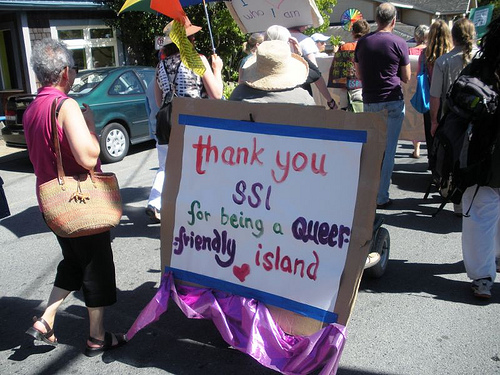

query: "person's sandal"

left=25, top=316, right=58, bottom=346
left=84, top=332, right=127, bottom=357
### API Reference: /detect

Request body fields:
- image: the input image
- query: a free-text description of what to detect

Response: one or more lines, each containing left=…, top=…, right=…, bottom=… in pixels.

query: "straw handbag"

left=38, top=98, right=122, bottom=238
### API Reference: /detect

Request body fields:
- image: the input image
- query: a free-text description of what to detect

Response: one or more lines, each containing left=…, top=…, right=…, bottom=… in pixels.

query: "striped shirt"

left=156, top=53, right=206, bottom=101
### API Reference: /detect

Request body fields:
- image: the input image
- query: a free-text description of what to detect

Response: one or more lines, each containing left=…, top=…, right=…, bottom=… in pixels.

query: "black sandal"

left=25, top=316, right=58, bottom=346
left=84, top=332, right=127, bottom=357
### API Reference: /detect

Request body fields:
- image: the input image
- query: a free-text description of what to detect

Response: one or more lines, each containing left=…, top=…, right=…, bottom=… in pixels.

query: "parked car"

left=2, top=66, right=156, bottom=163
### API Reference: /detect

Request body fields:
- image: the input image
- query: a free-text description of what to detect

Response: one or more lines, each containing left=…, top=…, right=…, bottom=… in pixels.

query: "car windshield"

left=69, top=71, right=109, bottom=95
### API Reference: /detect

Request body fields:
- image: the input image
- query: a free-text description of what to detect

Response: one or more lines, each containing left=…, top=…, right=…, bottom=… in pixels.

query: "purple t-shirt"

left=354, top=31, right=409, bottom=103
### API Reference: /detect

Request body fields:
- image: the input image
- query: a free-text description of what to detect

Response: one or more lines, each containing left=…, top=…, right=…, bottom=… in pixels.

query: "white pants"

left=462, top=185, right=500, bottom=282
left=147, top=143, right=169, bottom=210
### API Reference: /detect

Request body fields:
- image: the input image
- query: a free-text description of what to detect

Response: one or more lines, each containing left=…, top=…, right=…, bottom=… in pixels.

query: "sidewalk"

left=0, top=136, right=28, bottom=162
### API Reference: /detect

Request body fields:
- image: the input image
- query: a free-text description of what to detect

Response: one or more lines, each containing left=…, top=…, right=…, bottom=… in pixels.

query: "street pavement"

left=0, top=137, right=499, bottom=375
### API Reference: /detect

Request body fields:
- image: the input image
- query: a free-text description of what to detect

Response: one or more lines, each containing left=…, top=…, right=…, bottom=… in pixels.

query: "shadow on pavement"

left=0, top=186, right=162, bottom=240
left=378, top=199, right=462, bottom=234
left=2, top=281, right=268, bottom=374
left=361, top=259, right=499, bottom=305
left=107, top=283, right=277, bottom=374
left=0, top=150, right=32, bottom=172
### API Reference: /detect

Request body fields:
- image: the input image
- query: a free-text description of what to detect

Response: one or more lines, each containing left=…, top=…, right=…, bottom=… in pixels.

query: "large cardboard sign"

left=225, top=0, right=323, bottom=34
left=313, top=55, right=425, bottom=143
left=400, top=54, right=425, bottom=142
left=162, top=99, right=386, bottom=333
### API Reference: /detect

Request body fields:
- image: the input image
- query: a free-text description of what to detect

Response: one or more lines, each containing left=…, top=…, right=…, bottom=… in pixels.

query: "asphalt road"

left=1, top=139, right=499, bottom=375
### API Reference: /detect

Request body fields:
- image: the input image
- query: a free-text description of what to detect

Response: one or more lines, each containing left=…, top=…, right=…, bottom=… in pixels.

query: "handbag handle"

left=50, top=98, right=95, bottom=186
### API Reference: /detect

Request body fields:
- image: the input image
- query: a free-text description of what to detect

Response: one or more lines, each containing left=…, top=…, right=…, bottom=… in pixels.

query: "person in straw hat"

left=229, top=40, right=315, bottom=105
left=145, top=20, right=223, bottom=223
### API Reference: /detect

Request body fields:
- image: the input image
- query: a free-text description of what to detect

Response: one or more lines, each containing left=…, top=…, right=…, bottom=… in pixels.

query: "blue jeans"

left=364, top=100, right=405, bottom=205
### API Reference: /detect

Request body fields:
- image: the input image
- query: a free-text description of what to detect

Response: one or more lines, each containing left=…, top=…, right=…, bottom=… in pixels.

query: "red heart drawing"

left=233, top=263, right=250, bottom=282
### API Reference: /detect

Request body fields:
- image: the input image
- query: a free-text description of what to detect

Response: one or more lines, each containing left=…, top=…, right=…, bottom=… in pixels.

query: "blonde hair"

left=425, top=20, right=452, bottom=66
left=242, top=32, right=264, bottom=55
left=452, top=17, right=477, bottom=67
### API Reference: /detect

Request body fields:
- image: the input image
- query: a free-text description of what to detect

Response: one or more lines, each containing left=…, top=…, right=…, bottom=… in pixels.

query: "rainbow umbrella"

left=118, top=0, right=220, bottom=14
left=340, top=8, right=363, bottom=32
left=119, top=0, right=217, bottom=54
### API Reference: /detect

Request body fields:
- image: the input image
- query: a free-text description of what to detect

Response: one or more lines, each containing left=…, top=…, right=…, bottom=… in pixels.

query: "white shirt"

left=290, top=31, right=319, bottom=57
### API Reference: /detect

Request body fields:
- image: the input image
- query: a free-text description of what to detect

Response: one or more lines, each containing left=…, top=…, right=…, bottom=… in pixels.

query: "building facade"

left=0, top=0, right=125, bottom=110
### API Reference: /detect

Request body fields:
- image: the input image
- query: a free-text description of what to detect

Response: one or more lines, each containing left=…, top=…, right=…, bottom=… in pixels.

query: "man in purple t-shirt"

left=354, top=3, right=410, bottom=208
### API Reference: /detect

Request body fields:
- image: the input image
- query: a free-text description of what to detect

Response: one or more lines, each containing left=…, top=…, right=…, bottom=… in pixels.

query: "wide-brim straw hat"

left=242, top=40, right=308, bottom=91
left=162, top=20, right=201, bottom=45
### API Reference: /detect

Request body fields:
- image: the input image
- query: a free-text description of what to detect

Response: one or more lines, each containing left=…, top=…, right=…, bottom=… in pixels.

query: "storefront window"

left=51, top=23, right=118, bottom=70
left=72, top=49, right=87, bottom=70
left=90, top=28, right=113, bottom=39
left=58, top=29, right=84, bottom=40
left=91, top=46, right=115, bottom=67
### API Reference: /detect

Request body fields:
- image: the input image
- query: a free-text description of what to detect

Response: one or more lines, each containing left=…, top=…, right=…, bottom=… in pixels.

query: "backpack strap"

left=463, top=185, right=481, bottom=217
left=431, top=201, right=448, bottom=217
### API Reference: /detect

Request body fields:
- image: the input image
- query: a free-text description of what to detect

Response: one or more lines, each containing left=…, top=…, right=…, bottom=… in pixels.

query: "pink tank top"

left=23, top=86, right=101, bottom=208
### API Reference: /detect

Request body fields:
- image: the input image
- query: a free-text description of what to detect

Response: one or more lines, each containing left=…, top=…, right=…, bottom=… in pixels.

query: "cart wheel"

left=365, top=227, right=390, bottom=278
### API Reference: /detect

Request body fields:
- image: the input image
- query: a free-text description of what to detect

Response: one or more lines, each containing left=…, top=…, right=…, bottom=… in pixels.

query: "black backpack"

left=425, top=61, right=499, bottom=216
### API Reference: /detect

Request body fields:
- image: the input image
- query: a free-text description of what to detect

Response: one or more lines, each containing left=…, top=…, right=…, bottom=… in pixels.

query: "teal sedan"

left=69, top=66, right=156, bottom=163
left=2, top=66, right=156, bottom=163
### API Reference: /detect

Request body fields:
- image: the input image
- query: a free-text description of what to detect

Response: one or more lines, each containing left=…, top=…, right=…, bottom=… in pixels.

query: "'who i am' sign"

left=226, top=0, right=323, bottom=34
left=165, top=113, right=367, bottom=323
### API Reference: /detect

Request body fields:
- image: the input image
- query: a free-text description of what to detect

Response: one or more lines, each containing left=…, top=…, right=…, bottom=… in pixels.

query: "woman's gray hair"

left=414, top=24, right=430, bottom=45
left=265, top=25, right=291, bottom=42
left=31, top=38, right=74, bottom=86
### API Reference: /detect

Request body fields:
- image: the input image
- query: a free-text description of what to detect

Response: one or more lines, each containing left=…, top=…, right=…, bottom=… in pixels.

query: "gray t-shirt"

left=229, top=84, right=316, bottom=105
left=430, top=46, right=479, bottom=110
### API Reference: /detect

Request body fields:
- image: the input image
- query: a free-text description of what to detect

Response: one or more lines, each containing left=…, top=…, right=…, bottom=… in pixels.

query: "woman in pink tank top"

left=23, top=39, right=126, bottom=356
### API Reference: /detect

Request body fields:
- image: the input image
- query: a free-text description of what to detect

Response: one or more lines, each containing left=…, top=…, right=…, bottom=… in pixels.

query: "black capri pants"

left=54, top=231, right=117, bottom=308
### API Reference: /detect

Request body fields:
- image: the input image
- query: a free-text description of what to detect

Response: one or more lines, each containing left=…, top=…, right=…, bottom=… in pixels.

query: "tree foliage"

left=306, top=0, right=337, bottom=34
left=103, top=1, right=167, bottom=66
left=102, top=0, right=337, bottom=81
left=478, top=0, right=499, bottom=21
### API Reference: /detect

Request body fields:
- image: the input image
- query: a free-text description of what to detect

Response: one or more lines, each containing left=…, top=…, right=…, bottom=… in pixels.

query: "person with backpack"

left=417, top=20, right=453, bottom=165
left=459, top=16, right=500, bottom=299
left=146, top=20, right=223, bottom=223
left=429, top=17, right=478, bottom=216
left=430, top=18, right=478, bottom=137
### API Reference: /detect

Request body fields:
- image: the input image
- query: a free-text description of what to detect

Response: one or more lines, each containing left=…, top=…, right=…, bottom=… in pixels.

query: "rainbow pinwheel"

left=340, top=8, right=363, bottom=32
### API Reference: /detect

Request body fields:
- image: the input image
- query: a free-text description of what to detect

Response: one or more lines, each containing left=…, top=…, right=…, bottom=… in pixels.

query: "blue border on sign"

left=165, top=266, right=338, bottom=324
left=178, top=114, right=366, bottom=144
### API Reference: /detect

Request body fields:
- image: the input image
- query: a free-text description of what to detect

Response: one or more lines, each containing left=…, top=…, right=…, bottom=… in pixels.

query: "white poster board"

left=225, top=0, right=323, bottom=34
left=167, top=114, right=366, bottom=322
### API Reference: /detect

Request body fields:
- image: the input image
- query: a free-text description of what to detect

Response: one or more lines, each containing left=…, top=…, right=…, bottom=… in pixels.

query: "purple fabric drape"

left=127, top=272, right=346, bottom=374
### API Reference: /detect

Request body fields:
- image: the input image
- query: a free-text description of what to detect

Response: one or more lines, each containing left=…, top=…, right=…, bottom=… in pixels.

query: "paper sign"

left=167, top=114, right=366, bottom=322
left=470, top=5, right=494, bottom=38
left=225, top=0, right=323, bottom=34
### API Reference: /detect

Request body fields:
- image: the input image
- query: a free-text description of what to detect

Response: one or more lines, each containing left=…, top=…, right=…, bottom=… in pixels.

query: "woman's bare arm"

left=58, top=99, right=100, bottom=170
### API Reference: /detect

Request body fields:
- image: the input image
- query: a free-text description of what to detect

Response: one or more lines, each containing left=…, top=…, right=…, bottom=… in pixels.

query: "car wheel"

left=99, top=122, right=129, bottom=163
